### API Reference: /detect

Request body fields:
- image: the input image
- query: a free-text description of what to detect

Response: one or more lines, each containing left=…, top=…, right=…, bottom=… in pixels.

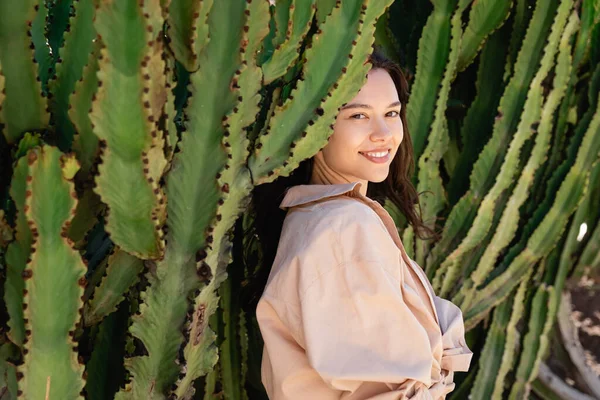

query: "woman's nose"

left=371, top=119, right=392, bottom=141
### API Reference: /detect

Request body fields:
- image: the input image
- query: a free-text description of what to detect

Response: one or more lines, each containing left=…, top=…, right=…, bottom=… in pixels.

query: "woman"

left=251, top=49, right=473, bottom=399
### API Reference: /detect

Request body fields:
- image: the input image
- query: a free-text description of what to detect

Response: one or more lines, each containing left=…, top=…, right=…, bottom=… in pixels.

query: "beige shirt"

left=256, top=181, right=473, bottom=399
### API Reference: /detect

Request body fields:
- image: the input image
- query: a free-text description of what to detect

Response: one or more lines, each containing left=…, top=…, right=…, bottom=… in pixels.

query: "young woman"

left=250, top=49, right=473, bottom=399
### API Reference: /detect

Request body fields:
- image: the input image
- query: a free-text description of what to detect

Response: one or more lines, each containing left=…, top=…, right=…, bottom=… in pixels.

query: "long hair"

left=242, top=47, right=440, bottom=310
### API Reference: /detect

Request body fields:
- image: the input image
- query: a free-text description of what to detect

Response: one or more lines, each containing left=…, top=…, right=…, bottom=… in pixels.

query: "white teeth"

left=362, top=150, right=388, bottom=158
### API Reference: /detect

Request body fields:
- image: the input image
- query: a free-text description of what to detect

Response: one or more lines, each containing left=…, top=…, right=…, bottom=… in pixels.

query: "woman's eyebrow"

left=340, top=101, right=401, bottom=110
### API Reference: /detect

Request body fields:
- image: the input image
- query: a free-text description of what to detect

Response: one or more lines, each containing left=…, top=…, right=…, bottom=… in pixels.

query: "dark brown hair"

left=242, top=47, right=439, bottom=308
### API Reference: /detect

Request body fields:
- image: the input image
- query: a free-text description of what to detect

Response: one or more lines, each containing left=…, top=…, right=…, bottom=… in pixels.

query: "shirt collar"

left=279, top=181, right=365, bottom=210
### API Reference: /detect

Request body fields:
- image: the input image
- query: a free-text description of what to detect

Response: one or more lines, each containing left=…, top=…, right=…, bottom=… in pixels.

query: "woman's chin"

left=364, top=172, right=389, bottom=183
left=370, top=177, right=388, bottom=183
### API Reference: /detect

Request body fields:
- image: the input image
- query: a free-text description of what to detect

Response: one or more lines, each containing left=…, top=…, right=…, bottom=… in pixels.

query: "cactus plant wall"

left=0, top=0, right=598, bottom=399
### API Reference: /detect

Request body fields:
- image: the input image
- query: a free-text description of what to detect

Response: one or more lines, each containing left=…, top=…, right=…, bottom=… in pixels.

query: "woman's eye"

left=350, top=111, right=400, bottom=119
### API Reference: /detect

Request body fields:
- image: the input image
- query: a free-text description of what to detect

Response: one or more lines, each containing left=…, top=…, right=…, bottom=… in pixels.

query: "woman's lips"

left=359, top=149, right=391, bottom=164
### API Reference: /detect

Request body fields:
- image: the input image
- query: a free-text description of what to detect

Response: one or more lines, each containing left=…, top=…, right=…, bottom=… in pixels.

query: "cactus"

left=0, top=0, right=598, bottom=398
left=448, top=2, right=577, bottom=304
left=90, top=0, right=167, bottom=261
left=0, top=1, right=49, bottom=143
left=260, top=1, right=316, bottom=84
left=18, top=145, right=87, bottom=399
left=444, top=25, right=509, bottom=207
left=50, top=0, right=96, bottom=151
left=414, top=0, right=470, bottom=266
left=0, top=342, right=18, bottom=399
left=423, top=0, right=562, bottom=280
left=463, top=63, right=600, bottom=328
left=5, top=154, right=34, bottom=349
left=83, top=248, right=144, bottom=326
left=490, top=274, right=531, bottom=399
left=404, top=0, right=456, bottom=165
left=455, top=0, right=513, bottom=73
left=469, top=283, right=516, bottom=400
left=567, top=152, right=600, bottom=279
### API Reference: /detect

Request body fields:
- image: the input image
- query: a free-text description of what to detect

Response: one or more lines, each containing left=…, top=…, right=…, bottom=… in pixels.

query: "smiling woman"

left=249, top=48, right=473, bottom=399
left=250, top=48, right=438, bottom=250
left=314, top=67, right=404, bottom=187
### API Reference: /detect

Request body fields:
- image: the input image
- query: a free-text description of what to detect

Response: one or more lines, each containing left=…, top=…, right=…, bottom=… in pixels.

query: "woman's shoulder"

left=283, top=196, right=380, bottom=230
left=265, top=196, right=399, bottom=303
left=285, top=197, right=392, bottom=248
left=280, top=196, right=394, bottom=260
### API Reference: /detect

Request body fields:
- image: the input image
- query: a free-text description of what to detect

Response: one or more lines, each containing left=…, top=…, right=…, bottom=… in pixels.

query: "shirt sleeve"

left=432, top=294, right=473, bottom=372
left=297, top=213, right=437, bottom=399
left=405, top=259, right=473, bottom=373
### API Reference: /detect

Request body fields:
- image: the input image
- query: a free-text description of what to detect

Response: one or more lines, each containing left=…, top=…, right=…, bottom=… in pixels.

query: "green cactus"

left=0, top=342, right=18, bottom=399
left=450, top=2, right=577, bottom=306
left=167, top=0, right=213, bottom=72
left=404, top=0, right=456, bottom=165
left=83, top=248, right=144, bottom=326
left=469, top=284, right=516, bottom=400
left=0, top=0, right=599, bottom=399
left=5, top=154, right=34, bottom=349
left=456, top=0, right=513, bottom=73
left=90, top=0, right=167, bottom=261
left=414, top=0, right=471, bottom=266
left=490, top=274, right=531, bottom=399
left=49, top=0, right=96, bottom=151
left=18, top=145, right=87, bottom=399
left=463, top=64, right=600, bottom=328
left=260, top=1, right=316, bottom=84
left=0, top=1, right=49, bottom=143
left=424, top=0, right=561, bottom=280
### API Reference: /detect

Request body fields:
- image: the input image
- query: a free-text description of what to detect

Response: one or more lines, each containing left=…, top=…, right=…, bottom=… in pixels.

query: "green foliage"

left=0, top=0, right=598, bottom=399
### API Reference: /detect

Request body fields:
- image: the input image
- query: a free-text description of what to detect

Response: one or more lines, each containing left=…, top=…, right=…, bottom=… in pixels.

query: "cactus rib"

left=0, top=0, right=49, bottom=144
left=18, top=146, right=86, bottom=400
left=91, top=0, right=166, bottom=260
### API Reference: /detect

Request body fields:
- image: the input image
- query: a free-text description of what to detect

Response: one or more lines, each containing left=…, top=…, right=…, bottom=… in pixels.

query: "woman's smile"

left=359, top=148, right=392, bottom=163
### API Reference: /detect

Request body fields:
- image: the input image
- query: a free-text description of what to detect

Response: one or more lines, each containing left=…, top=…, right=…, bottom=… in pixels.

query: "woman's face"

left=319, top=68, right=403, bottom=183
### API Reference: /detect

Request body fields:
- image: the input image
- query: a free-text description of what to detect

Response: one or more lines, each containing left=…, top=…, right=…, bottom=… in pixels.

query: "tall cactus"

left=423, top=0, right=561, bottom=279
left=457, top=5, right=578, bottom=312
